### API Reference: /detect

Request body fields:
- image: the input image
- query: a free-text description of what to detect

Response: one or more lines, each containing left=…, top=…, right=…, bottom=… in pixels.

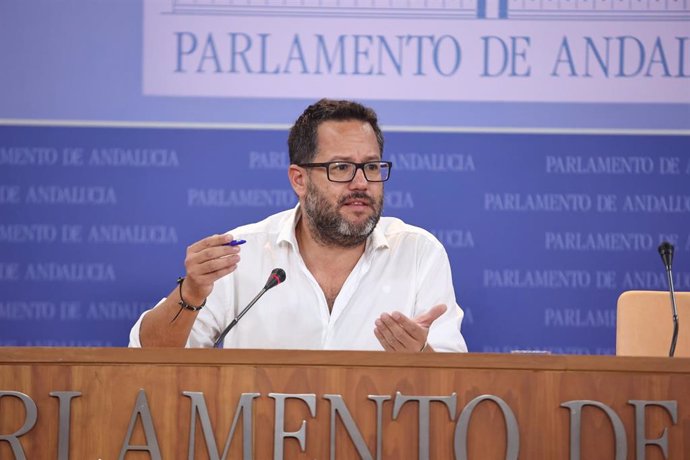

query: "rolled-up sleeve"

left=414, top=238, right=468, bottom=352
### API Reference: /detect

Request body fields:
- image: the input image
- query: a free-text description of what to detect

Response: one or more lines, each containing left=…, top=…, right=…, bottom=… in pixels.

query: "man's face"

left=301, top=119, right=384, bottom=248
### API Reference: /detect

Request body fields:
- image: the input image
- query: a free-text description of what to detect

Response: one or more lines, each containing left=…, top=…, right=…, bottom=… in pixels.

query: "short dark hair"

left=288, top=99, right=384, bottom=164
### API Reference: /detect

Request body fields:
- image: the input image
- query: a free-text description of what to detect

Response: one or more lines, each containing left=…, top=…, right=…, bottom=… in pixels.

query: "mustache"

left=338, top=192, right=374, bottom=207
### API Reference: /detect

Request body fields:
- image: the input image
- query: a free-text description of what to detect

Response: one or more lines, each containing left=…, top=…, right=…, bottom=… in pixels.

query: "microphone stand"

left=213, top=268, right=286, bottom=349
left=659, top=242, right=679, bottom=357
left=214, top=288, right=268, bottom=348
left=664, top=265, right=679, bottom=358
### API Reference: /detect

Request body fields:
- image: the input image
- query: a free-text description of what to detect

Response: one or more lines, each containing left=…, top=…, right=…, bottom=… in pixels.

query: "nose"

left=349, top=167, right=368, bottom=189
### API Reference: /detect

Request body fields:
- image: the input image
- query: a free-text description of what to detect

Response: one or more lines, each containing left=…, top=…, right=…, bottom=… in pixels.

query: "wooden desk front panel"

left=1, top=349, right=689, bottom=459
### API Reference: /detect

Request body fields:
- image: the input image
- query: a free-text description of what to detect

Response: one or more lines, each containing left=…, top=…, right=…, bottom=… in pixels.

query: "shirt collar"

left=276, top=205, right=300, bottom=248
left=276, top=204, right=389, bottom=252
left=367, top=222, right=389, bottom=252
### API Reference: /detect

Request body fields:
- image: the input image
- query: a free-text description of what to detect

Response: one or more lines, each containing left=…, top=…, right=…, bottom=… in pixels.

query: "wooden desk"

left=1, top=348, right=689, bottom=459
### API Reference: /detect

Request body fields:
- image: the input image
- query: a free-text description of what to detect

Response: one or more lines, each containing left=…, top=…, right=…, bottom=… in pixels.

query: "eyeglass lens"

left=328, top=162, right=390, bottom=182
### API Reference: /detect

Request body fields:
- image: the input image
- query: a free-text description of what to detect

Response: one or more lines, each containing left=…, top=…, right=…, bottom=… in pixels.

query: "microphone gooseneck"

left=213, top=268, right=286, bottom=348
left=657, top=242, right=679, bottom=357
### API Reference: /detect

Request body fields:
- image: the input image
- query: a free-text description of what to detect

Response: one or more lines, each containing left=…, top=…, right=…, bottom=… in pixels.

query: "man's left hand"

left=374, top=304, right=447, bottom=352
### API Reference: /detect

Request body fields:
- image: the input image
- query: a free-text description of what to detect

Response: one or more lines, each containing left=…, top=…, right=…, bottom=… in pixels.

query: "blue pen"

left=225, top=239, right=246, bottom=246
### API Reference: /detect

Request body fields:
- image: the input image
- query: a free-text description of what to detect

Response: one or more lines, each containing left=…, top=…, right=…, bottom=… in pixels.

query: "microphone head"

left=264, top=268, right=286, bottom=290
left=658, top=241, right=674, bottom=269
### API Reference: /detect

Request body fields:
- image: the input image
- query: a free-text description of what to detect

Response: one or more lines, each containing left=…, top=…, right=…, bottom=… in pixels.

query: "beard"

left=302, top=181, right=383, bottom=248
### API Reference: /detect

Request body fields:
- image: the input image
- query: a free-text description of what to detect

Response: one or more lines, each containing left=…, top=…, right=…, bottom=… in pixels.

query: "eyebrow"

left=324, top=155, right=382, bottom=162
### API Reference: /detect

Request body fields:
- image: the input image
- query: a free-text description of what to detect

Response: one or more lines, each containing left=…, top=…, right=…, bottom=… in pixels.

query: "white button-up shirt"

left=129, top=206, right=467, bottom=352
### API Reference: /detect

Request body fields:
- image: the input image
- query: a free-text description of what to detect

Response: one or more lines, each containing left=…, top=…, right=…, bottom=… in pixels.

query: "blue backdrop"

left=2, top=126, right=688, bottom=352
left=1, top=0, right=689, bottom=352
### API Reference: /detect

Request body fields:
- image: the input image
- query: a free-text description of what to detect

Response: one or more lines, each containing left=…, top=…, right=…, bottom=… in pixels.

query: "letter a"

left=118, top=389, right=162, bottom=460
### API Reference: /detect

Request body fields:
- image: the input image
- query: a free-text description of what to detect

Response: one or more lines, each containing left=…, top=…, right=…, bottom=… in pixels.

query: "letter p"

left=175, top=32, right=197, bottom=73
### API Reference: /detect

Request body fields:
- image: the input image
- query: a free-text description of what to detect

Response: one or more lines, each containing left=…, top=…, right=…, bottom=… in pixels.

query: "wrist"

left=179, top=277, right=206, bottom=307
left=177, top=277, right=206, bottom=310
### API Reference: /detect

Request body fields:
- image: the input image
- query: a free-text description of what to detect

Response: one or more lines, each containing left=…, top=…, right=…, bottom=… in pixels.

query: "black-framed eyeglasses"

left=297, top=161, right=393, bottom=183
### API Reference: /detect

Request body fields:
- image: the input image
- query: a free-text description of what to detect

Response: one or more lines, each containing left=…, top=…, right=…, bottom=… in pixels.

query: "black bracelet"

left=170, top=277, right=206, bottom=323
left=177, top=277, right=206, bottom=311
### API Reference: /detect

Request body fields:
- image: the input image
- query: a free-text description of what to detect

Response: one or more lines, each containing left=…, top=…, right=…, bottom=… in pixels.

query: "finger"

left=375, top=318, right=406, bottom=351
left=193, top=264, right=238, bottom=286
left=188, top=254, right=240, bottom=278
left=187, top=244, right=240, bottom=266
left=379, top=314, right=419, bottom=350
left=373, top=328, right=395, bottom=351
left=188, top=261, right=240, bottom=291
left=414, top=304, right=448, bottom=328
left=187, top=233, right=233, bottom=254
left=390, top=311, right=427, bottom=344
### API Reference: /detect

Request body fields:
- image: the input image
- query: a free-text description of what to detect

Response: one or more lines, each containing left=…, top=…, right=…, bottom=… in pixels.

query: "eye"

left=331, top=163, right=352, bottom=172
left=365, top=163, right=381, bottom=171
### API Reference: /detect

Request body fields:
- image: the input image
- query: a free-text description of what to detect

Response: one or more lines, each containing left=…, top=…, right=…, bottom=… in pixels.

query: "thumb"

left=414, top=304, right=448, bottom=328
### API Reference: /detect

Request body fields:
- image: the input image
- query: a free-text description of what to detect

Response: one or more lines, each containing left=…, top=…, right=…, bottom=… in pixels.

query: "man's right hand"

left=138, top=233, right=241, bottom=347
left=182, top=233, right=242, bottom=305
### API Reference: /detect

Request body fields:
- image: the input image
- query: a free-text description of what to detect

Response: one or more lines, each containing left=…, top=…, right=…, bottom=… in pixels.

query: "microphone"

left=657, top=242, right=679, bottom=357
left=659, top=241, right=674, bottom=270
left=213, top=268, right=286, bottom=348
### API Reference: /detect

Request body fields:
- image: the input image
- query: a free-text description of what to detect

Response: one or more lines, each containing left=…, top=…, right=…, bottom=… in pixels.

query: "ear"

left=288, top=164, right=307, bottom=198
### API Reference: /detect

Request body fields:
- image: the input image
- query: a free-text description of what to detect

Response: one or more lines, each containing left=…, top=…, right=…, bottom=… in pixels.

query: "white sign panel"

left=143, top=0, right=690, bottom=103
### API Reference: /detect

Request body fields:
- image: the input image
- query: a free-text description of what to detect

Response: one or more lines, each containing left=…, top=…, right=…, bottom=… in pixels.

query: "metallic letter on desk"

left=454, top=394, right=520, bottom=460
left=629, top=400, right=677, bottom=460
left=183, top=391, right=260, bottom=460
left=368, top=395, right=392, bottom=460
left=269, top=393, right=316, bottom=460
left=324, top=394, right=374, bottom=460
left=118, top=389, right=162, bottom=460
left=0, top=391, right=37, bottom=460
left=49, top=391, right=81, bottom=460
left=561, top=400, right=626, bottom=460
left=393, top=391, right=457, bottom=460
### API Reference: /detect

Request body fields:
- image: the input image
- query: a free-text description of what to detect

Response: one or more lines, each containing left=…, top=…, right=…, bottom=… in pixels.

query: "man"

left=130, top=99, right=467, bottom=352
